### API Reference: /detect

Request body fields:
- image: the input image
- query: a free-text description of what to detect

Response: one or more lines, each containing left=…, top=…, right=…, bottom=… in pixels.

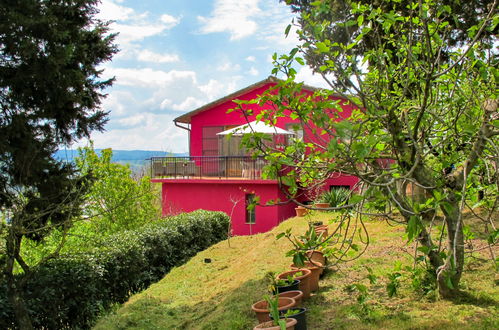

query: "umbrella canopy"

left=217, top=121, right=295, bottom=136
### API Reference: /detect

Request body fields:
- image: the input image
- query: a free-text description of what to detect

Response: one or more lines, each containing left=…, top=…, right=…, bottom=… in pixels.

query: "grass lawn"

left=94, top=212, right=498, bottom=329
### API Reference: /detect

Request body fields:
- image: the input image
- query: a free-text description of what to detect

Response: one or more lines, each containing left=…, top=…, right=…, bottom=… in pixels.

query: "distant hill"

left=54, top=149, right=188, bottom=172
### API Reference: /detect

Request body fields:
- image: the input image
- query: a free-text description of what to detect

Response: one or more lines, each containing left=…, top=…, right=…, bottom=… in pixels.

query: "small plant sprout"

left=264, top=295, right=286, bottom=330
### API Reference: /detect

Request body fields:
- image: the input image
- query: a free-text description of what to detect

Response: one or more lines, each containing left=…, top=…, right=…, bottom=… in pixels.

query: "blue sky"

left=81, top=0, right=325, bottom=152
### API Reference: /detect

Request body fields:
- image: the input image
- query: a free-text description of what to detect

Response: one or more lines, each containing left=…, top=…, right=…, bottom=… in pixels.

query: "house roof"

left=173, top=76, right=320, bottom=124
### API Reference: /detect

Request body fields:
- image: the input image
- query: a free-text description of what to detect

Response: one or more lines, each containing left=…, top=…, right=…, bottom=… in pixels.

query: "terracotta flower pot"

left=314, top=202, right=330, bottom=209
left=252, top=297, right=296, bottom=323
left=314, top=228, right=329, bottom=238
left=277, top=290, right=303, bottom=306
left=277, top=269, right=311, bottom=299
left=295, top=207, right=308, bottom=217
left=291, top=261, right=323, bottom=292
left=254, top=317, right=297, bottom=330
left=306, top=250, right=326, bottom=267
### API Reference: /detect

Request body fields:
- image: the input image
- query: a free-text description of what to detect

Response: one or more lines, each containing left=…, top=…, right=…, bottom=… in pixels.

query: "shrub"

left=317, top=188, right=350, bottom=207
left=0, top=210, right=229, bottom=329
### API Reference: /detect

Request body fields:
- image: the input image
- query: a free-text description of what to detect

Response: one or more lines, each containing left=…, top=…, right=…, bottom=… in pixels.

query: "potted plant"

left=313, top=192, right=330, bottom=209
left=252, top=295, right=297, bottom=326
left=277, top=269, right=311, bottom=299
left=277, top=226, right=327, bottom=274
left=271, top=308, right=308, bottom=330
left=294, top=205, right=308, bottom=217
left=291, top=261, right=322, bottom=292
left=267, top=272, right=301, bottom=294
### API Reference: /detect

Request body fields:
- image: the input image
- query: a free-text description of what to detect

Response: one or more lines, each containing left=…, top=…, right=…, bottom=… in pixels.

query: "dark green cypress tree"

left=0, top=1, right=117, bottom=327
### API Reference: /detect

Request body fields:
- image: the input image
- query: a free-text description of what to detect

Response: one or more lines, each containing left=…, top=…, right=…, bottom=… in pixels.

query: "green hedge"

left=0, top=210, right=229, bottom=329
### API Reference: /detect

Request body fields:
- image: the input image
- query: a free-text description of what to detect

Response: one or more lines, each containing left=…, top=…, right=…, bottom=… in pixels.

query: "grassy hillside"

left=95, top=213, right=498, bottom=329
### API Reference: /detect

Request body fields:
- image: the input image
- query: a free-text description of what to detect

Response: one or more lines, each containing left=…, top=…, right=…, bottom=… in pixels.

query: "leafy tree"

left=240, top=0, right=497, bottom=298
left=0, top=0, right=116, bottom=327
left=20, top=146, right=160, bottom=266
left=75, top=146, right=160, bottom=233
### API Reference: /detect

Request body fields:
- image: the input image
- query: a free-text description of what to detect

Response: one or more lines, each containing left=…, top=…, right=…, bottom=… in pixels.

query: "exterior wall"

left=157, top=82, right=360, bottom=236
left=189, top=82, right=356, bottom=157
left=158, top=179, right=294, bottom=236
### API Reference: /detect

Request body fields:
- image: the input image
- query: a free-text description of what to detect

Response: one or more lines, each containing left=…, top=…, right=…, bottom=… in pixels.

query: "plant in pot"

left=253, top=295, right=297, bottom=329
left=313, top=192, right=330, bottom=209
left=271, top=308, right=308, bottom=330
left=267, top=272, right=301, bottom=294
left=277, top=269, right=311, bottom=299
left=321, top=188, right=351, bottom=208
left=294, top=205, right=308, bottom=217
left=290, top=260, right=322, bottom=292
left=277, top=226, right=328, bottom=269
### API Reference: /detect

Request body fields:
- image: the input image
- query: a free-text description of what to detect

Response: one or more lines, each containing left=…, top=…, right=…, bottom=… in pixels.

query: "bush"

left=0, top=210, right=229, bottom=329
left=317, top=188, right=351, bottom=207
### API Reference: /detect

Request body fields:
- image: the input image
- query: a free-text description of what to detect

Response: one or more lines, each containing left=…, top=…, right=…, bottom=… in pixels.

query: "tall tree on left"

left=0, top=0, right=116, bottom=328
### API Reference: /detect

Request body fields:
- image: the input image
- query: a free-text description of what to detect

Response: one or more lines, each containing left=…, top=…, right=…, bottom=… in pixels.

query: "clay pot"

left=306, top=250, right=326, bottom=267
left=254, top=317, right=297, bottom=330
left=277, top=269, right=311, bottom=299
left=277, top=290, right=303, bottom=306
left=314, top=226, right=329, bottom=238
left=295, top=206, right=308, bottom=217
left=314, top=202, right=330, bottom=209
left=291, top=261, right=323, bottom=292
left=252, top=297, right=296, bottom=323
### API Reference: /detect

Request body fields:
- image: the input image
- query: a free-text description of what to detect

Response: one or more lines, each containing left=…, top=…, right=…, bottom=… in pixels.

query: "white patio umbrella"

left=216, top=120, right=295, bottom=136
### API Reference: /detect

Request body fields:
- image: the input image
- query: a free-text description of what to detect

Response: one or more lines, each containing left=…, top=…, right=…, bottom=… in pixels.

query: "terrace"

left=150, top=156, right=268, bottom=180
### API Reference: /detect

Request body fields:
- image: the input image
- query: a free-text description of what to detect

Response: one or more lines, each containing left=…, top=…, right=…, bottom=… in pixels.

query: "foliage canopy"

left=239, top=0, right=498, bottom=298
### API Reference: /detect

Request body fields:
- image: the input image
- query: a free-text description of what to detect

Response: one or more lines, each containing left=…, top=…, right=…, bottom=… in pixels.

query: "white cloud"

left=97, top=0, right=181, bottom=54
left=248, top=67, right=259, bottom=76
left=197, top=0, right=261, bottom=40
left=117, top=114, right=146, bottom=127
left=245, top=55, right=256, bottom=62
left=199, top=79, right=225, bottom=100
left=161, top=14, right=181, bottom=27
left=217, top=62, right=241, bottom=72
left=106, top=68, right=197, bottom=88
left=96, top=0, right=134, bottom=21
left=137, top=50, right=180, bottom=63
left=85, top=113, right=188, bottom=152
left=295, top=66, right=330, bottom=89
left=113, top=22, right=175, bottom=45
left=170, top=96, right=205, bottom=111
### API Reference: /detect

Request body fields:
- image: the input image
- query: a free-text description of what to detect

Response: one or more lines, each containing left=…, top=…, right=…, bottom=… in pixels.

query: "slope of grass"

left=94, top=213, right=498, bottom=329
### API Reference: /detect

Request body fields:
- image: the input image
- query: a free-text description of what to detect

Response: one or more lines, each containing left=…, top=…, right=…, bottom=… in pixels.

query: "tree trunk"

left=437, top=198, right=464, bottom=298
left=7, top=275, right=33, bottom=330
left=5, top=228, right=33, bottom=330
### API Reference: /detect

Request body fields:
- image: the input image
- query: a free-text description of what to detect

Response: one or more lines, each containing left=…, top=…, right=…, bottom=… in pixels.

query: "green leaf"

left=316, top=42, right=330, bottom=53
left=357, top=15, right=364, bottom=26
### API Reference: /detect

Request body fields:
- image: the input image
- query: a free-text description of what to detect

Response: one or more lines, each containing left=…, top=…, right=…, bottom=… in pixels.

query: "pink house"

left=151, top=77, right=358, bottom=235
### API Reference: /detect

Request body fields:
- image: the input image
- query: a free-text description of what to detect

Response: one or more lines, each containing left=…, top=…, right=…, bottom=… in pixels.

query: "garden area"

left=94, top=210, right=497, bottom=329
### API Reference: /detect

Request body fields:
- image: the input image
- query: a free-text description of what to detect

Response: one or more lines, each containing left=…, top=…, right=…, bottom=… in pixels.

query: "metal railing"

left=150, top=156, right=267, bottom=180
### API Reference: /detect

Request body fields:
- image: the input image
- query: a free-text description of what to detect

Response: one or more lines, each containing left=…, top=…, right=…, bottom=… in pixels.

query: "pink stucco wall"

left=156, top=81, right=360, bottom=236
left=156, top=179, right=296, bottom=236
left=189, top=82, right=356, bottom=157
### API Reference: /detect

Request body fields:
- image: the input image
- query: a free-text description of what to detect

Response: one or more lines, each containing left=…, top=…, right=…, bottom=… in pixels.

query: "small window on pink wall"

left=245, top=194, right=256, bottom=224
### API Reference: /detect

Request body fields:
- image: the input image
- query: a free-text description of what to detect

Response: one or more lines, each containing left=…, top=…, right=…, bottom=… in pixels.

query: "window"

left=286, top=123, right=304, bottom=140
left=245, top=194, right=256, bottom=224
left=202, top=126, right=224, bottom=156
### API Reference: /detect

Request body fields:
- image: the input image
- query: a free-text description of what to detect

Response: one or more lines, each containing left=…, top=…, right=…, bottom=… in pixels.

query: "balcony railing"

left=150, top=156, right=267, bottom=180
